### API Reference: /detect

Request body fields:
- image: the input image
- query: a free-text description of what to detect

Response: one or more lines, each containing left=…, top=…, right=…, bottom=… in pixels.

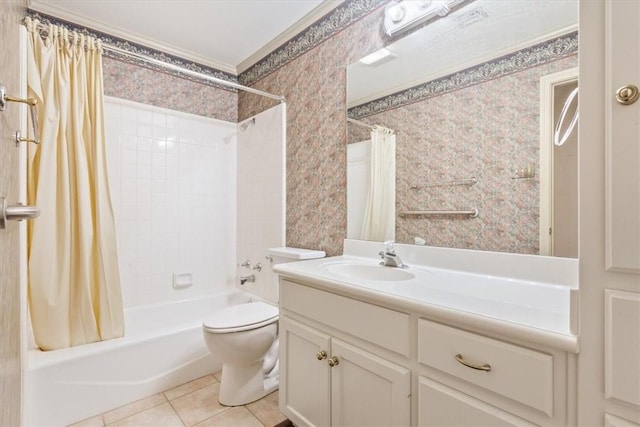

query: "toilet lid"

left=203, top=302, right=278, bottom=332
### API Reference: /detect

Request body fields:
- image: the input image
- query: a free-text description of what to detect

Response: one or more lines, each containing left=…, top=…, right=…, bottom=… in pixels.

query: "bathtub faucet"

left=240, top=274, right=255, bottom=285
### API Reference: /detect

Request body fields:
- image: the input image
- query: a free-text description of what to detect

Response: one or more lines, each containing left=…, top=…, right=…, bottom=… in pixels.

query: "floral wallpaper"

left=238, top=4, right=389, bottom=256
left=102, top=58, right=237, bottom=122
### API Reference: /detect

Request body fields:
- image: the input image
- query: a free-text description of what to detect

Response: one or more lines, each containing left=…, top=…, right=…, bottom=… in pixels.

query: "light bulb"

left=388, top=3, right=405, bottom=23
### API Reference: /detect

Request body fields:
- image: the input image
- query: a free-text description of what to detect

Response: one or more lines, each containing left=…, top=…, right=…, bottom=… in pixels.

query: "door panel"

left=331, top=338, right=410, bottom=427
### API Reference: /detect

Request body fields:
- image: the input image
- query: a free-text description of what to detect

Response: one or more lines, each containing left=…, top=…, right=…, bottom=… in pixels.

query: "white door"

left=579, top=1, right=640, bottom=425
left=330, top=338, right=410, bottom=427
left=279, top=316, right=331, bottom=427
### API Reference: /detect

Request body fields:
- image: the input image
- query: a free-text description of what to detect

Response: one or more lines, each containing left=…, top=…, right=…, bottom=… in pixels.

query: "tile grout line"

left=165, top=375, right=232, bottom=427
left=103, top=395, right=168, bottom=426
left=82, top=374, right=287, bottom=427
left=166, top=399, right=188, bottom=427
left=244, top=402, right=269, bottom=427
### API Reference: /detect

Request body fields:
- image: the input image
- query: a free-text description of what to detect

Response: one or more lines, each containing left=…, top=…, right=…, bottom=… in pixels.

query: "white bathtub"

left=24, top=290, right=251, bottom=427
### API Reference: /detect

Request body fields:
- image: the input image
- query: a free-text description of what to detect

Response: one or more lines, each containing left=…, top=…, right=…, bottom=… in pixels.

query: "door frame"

left=539, top=67, right=579, bottom=256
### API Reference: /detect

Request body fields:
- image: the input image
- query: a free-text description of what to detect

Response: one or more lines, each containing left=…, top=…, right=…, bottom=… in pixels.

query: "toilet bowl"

left=203, top=301, right=279, bottom=406
left=202, top=247, right=325, bottom=406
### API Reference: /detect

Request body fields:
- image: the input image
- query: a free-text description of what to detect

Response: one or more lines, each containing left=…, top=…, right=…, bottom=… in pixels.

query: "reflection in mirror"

left=346, top=0, right=578, bottom=257
left=347, top=120, right=397, bottom=242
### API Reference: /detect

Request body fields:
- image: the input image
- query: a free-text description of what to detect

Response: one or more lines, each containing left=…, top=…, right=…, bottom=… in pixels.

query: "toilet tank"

left=262, top=247, right=325, bottom=303
left=267, top=247, right=326, bottom=265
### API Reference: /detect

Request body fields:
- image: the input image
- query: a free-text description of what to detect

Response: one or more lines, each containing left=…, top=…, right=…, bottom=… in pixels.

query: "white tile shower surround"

left=236, top=104, right=286, bottom=304
left=68, top=373, right=291, bottom=427
left=104, top=97, right=237, bottom=308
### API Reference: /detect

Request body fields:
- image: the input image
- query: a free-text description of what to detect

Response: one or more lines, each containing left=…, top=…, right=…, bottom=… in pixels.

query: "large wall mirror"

left=346, top=0, right=578, bottom=257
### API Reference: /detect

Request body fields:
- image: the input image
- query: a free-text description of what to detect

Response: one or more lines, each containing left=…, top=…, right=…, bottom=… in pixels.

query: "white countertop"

left=274, top=242, right=579, bottom=353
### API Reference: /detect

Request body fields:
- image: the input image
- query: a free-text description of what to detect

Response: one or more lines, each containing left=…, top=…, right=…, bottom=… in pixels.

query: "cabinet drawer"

left=418, top=319, right=553, bottom=416
left=280, top=280, right=410, bottom=357
left=418, top=376, right=536, bottom=427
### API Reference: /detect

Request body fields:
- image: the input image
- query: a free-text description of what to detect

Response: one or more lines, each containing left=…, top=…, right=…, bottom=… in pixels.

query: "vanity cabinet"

left=279, top=280, right=411, bottom=427
left=278, top=278, right=570, bottom=427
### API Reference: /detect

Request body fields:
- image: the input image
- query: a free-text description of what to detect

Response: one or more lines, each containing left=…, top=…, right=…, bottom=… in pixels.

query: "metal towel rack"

left=410, top=177, right=477, bottom=189
left=0, top=83, right=40, bottom=145
left=399, top=208, right=479, bottom=218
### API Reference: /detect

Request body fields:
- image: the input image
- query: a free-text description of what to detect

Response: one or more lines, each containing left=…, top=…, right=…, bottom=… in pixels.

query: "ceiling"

left=27, top=0, right=336, bottom=74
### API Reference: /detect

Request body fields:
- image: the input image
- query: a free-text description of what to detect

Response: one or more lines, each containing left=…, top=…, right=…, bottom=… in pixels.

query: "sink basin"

left=325, top=263, right=415, bottom=282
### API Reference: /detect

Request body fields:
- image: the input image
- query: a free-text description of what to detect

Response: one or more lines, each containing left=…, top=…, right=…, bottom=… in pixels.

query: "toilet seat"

left=203, top=302, right=278, bottom=333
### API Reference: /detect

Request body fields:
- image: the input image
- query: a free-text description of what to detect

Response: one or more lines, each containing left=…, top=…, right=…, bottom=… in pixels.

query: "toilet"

left=202, top=247, right=325, bottom=406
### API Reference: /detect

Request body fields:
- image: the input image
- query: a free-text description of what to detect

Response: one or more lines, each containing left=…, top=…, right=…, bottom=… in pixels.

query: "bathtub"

left=24, top=290, right=251, bottom=427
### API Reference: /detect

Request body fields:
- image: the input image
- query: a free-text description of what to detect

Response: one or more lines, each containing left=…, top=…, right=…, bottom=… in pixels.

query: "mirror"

left=346, top=0, right=578, bottom=256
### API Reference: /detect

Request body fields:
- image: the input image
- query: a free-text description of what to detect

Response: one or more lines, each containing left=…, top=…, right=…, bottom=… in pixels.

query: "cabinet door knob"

left=616, top=84, right=640, bottom=105
left=455, top=354, right=492, bottom=372
left=316, top=350, right=327, bottom=360
left=328, top=356, right=340, bottom=367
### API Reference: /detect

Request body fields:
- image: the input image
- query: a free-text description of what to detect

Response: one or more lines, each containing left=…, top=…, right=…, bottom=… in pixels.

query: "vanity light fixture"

left=359, top=48, right=395, bottom=65
left=384, top=0, right=470, bottom=37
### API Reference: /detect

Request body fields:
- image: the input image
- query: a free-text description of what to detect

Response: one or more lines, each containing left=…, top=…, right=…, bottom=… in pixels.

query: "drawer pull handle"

left=316, top=350, right=327, bottom=360
left=328, top=356, right=340, bottom=367
left=455, top=354, right=492, bottom=372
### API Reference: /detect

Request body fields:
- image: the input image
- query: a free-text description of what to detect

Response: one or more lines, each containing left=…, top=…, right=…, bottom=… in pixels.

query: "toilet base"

left=218, top=360, right=279, bottom=406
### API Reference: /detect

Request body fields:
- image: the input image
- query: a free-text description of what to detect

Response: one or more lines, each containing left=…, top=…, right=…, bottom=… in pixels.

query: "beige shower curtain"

left=25, top=18, right=124, bottom=350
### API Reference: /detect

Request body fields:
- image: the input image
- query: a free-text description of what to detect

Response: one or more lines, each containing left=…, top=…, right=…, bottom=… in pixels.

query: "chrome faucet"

left=240, top=274, right=255, bottom=285
left=378, top=241, right=406, bottom=268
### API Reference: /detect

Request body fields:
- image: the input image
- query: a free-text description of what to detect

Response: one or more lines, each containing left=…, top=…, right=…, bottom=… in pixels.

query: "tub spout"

left=240, top=275, right=255, bottom=285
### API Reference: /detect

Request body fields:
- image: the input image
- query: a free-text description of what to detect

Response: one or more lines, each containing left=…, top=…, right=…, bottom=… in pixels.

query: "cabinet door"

left=330, top=338, right=410, bottom=427
left=279, top=316, right=331, bottom=427
left=418, top=377, right=536, bottom=427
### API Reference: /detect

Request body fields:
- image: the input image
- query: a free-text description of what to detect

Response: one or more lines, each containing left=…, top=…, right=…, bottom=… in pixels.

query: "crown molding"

left=27, top=0, right=237, bottom=74
left=237, top=0, right=346, bottom=74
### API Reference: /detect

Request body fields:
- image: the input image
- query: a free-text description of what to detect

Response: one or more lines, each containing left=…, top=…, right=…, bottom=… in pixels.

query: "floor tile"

left=193, top=406, right=262, bottom=427
left=108, top=402, right=183, bottom=427
left=170, top=383, right=227, bottom=426
left=164, top=375, right=217, bottom=401
left=246, top=391, right=286, bottom=427
left=68, top=414, right=104, bottom=427
left=213, top=371, right=222, bottom=382
left=103, top=393, right=167, bottom=425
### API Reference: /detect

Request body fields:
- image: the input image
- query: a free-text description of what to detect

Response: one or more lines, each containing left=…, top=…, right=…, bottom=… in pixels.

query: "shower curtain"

left=360, top=126, right=396, bottom=241
left=25, top=18, right=124, bottom=350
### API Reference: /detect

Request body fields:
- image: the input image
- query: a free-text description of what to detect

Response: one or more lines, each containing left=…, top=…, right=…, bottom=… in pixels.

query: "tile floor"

left=69, top=372, right=289, bottom=427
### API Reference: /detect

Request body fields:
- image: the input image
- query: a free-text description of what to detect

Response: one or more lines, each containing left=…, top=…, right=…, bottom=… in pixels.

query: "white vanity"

left=274, top=239, right=578, bottom=427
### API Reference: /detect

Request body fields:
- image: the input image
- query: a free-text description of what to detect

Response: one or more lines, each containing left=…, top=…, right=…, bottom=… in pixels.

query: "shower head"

left=240, top=117, right=256, bottom=131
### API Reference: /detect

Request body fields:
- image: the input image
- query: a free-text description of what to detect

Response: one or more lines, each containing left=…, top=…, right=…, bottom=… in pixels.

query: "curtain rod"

left=347, top=117, right=375, bottom=129
left=26, top=20, right=286, bottom=103
left=347, top=117, right=395, bottom=134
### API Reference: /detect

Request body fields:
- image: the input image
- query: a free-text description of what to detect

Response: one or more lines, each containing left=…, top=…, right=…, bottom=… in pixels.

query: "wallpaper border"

left=348, top=31, right=579, bottom=119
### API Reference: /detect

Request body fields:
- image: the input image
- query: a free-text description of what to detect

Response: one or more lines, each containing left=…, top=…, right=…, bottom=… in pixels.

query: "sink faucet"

left=378, top=241, right=406, bottom=268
